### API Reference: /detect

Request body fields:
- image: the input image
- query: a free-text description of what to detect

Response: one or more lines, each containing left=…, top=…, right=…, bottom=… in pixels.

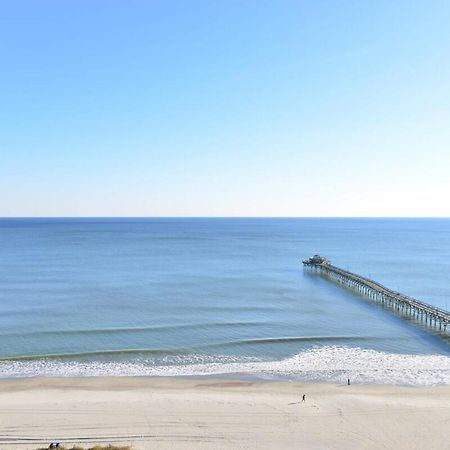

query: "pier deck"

left=303, top=255, right=450, bottom=332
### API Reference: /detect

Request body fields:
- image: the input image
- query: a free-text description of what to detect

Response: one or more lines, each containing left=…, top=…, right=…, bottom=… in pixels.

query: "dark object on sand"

left=302, top=394, right=306, bottom=402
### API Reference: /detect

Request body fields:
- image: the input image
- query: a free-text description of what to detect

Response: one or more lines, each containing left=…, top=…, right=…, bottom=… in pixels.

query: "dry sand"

left=0, top=377, right=449, bottom=449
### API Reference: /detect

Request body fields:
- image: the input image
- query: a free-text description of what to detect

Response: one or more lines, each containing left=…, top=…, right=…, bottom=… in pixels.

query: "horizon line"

left=1, top=216, right=450, bottom=220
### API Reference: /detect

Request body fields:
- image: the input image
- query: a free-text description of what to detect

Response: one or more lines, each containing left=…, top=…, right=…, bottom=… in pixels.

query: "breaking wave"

left=1, top=346, right=450, bottom=386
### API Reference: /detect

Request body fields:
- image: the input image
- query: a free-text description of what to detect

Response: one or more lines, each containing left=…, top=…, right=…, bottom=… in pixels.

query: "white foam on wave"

left=1, top=346, right=450, bottom=386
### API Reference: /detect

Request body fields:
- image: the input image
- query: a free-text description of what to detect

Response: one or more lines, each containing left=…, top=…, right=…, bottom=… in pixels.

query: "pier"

left=303, top=255, right=450, bottom=333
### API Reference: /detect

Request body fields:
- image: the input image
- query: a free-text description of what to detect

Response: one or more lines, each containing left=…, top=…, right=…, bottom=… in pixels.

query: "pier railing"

left=303, top=255, right=450, bottom=332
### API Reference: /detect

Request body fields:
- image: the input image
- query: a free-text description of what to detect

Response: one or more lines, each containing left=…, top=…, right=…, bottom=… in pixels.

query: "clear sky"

left=1, top=1, right=449, bottom=217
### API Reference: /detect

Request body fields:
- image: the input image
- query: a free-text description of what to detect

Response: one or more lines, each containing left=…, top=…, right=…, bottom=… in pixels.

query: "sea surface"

left=1, top=218, right=450, bottom=385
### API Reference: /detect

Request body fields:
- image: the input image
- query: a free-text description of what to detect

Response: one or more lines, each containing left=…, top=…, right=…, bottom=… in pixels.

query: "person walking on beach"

left=347, top=378, right=351, bottom=386
left=302, top=394, right=306, bottom=402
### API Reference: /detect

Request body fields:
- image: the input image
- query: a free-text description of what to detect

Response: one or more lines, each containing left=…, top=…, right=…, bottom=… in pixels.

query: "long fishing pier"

left=303, top=255, right=450, bottom=333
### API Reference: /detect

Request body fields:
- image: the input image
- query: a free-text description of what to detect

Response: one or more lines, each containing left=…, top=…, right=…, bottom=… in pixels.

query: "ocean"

left=1, top=218, right=450, bottom=385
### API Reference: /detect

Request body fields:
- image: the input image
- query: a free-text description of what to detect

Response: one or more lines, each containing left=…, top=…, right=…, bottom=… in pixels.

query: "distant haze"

left=1, top=1, right=450, bottom=217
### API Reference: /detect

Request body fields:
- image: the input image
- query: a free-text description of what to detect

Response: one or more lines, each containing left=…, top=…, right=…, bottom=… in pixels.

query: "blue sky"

left=1, top=1, right=449, bottom=216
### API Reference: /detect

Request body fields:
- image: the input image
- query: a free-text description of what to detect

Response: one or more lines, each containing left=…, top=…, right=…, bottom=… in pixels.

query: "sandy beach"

left=0, top=377, right=449, bottom=449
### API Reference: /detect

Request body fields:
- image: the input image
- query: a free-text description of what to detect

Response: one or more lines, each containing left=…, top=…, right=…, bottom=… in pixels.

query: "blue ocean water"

left=1, top=218, right=450, bottom=384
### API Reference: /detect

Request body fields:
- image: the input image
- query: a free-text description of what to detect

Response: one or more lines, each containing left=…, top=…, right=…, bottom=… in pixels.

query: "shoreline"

left=2, top=372, right=449, bottom=387
left=1, top=376, right=450, bottom=449
left=1, top=372, right=450, bottom=387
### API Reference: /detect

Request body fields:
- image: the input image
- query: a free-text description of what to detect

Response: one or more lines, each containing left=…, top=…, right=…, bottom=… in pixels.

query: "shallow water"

left=1, top=218, right=449, bottom=384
